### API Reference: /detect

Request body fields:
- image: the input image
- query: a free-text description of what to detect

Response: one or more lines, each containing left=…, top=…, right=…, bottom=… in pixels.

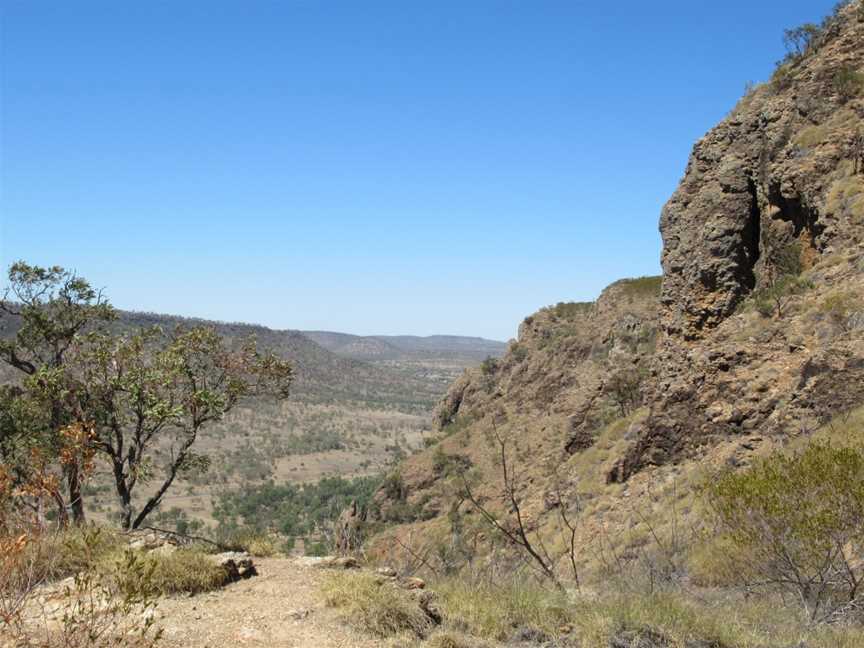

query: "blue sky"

left=0, top=1, right=839, bottom=340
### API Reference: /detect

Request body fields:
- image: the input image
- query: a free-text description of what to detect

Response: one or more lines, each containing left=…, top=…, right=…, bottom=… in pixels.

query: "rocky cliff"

left=372, top=2, right=864, bottom=563
left=616, top=1, right=864, bottom=480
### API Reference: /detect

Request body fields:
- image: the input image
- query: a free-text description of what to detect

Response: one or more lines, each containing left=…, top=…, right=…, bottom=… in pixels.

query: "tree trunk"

left=111, top=458, right=134, bottom=530
left=66, top=465, right=86, bottom=526
left=132, top=467, right=179, bottom=530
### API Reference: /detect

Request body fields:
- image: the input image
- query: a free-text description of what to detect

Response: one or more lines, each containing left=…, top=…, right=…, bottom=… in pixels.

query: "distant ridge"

left=300, top=330, right=507, bottom=362
left=1, top=308, right=502, bottom=412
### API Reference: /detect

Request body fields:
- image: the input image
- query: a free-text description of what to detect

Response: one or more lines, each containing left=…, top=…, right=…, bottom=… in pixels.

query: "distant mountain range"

left=1, top=308, right=505, bottom=412
left=300, top=331, right=507, bottom=362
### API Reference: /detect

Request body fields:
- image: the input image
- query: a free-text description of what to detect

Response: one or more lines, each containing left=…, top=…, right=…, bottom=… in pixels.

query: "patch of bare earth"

left=156, top=558, right=383, bottom=648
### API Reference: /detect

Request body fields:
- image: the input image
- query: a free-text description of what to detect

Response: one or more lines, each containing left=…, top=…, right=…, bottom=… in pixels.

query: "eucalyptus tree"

left=67, top=326, right=293, bottom=530
left=0, top=262, right=115, bottom=525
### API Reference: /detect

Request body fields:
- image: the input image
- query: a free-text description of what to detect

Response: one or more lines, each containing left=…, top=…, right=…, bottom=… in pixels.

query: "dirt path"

left=156, top=558, right=383, bottom=648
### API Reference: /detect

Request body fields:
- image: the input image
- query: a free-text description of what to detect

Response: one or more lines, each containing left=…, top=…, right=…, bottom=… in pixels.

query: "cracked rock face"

left=615, top=4, right=864, bottom=480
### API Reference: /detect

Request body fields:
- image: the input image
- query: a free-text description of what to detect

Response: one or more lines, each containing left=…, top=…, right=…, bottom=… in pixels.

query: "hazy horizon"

left=0, top=0, right=838, bottom=339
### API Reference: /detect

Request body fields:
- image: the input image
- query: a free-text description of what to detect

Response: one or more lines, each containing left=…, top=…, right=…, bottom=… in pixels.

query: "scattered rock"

left=210, top=552, right=256, bottom=581
left=609, top=627, right=671, bottom=648
left=312, top=555, right=360, bottom=570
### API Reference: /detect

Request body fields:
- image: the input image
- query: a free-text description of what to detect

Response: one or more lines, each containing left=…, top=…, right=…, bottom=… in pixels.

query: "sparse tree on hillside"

left=64, top=326, right=292, bottom=530
left=458, top=421, right=560, bottom=587
left=456, top=417, right=584, bottom=590
left=606, top=367, right=643, bottom=417
left=783, top=23, right=821, bottom=58
left=752, top=230, right=810, bottom=319
left=0, top=262, right=115, bottom=526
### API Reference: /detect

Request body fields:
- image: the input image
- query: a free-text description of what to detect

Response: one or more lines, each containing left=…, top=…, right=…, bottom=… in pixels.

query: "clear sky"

left=0, top=1, right=840, bottom=340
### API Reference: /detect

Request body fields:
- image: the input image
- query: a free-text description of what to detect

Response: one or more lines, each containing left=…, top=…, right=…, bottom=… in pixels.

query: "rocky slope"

left=372, top=2, right=864, bottom=567
left=617, top=1, right=864, bottom=480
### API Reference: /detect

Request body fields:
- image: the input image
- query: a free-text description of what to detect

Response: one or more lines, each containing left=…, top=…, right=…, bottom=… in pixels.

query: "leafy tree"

left=704, top=444, right=864, bottom=622
left=0, top=262, right=115, bottom=525
left=65, top=326, right=292, bottom=530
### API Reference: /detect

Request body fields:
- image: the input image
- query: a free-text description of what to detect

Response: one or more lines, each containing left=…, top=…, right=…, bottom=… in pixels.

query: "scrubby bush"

left=833, top=65, right=864, bottom=103
left=820, top=291, right=863, bottom=333
left=783, top=23, right=821, bottom=58
left=1, top=524, right=163, bottom=647
left=479, top=356, right=498, bottom=376
left=617, top=276, right=662, bottom=298
left=605, top=367, right=644, bottom=417
left=751, top=238, right=812, bottom=318
left=703, top=443, right=864, bottom=622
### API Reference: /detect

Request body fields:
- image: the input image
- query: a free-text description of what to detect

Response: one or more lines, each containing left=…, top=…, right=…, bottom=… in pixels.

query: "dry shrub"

left=1, top=525, right=163, bottom=648
left=703, top=443, right=864, bottom=623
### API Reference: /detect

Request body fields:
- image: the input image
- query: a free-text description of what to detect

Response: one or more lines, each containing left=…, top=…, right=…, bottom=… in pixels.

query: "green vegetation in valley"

left=213, top=475, right=381, bottom=540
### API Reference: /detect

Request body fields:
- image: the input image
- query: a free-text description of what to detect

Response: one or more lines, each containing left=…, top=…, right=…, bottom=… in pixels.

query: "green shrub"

left=703, top=443, right=864, bottom=622
left=304, top=539, right=329, bottom=557
left=479, top=356, right=498, bottom=376
left=752, top=274, right=811, bottom=318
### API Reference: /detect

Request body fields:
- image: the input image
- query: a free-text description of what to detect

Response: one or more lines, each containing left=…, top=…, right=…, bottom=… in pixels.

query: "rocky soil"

left=154, top=557, right=382, bottom=648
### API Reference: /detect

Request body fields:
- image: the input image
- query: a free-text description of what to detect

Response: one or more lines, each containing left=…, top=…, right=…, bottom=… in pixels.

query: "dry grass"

left=321, top=569, right=864, bottom=646
left=320, top=571, right=434, bottom=639
left=134, top=548, right=230, bottom=596
left=424, top=630, right=491, bottom=648
left=13, top=527, right=230, bottom=597
left=434, top=578, right=570, bottom=642
left=217, top=531, right=280, bottom=557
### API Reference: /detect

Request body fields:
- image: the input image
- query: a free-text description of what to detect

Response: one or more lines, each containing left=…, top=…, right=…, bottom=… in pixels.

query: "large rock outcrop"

left=612, top=3, right=864, bottom=479
left=372, top=3, right=864, bottom=556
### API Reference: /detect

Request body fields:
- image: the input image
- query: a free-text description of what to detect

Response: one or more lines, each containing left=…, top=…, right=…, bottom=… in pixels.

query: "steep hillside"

left=372, top=2, right=864, bottom=577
